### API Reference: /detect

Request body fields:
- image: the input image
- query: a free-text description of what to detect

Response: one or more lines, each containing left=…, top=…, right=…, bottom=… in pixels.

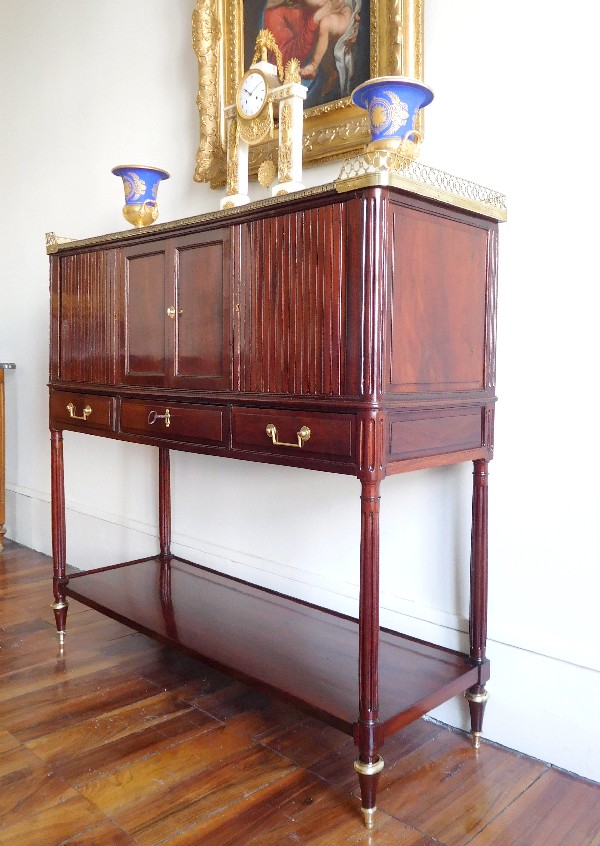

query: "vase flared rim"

left=352, top=76, right=434, bottom=106
left=112, top=165, right=170, bottom=179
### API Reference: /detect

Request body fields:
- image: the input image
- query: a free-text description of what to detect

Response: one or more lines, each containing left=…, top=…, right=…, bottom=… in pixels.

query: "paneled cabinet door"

left=121, top=229, right=233, bottom=390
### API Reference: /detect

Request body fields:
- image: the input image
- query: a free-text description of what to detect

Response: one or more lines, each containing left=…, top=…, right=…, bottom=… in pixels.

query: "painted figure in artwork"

left=298, top=0, right=353, bottom=80
left=244, top=0, right=369, bottom=108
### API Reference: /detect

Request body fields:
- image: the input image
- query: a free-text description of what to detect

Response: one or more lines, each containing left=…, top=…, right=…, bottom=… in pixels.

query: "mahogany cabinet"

left=48, top=181, right=500, bottom=828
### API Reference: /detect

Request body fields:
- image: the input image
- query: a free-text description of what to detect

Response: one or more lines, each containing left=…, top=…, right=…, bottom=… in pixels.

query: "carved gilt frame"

left=193, top=0, right=423, bottom=188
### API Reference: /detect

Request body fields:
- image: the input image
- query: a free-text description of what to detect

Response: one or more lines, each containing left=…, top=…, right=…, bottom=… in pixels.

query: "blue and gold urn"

left=112, top=165, right=170, bottom=227
left=351, top=76, right=434, bottom=158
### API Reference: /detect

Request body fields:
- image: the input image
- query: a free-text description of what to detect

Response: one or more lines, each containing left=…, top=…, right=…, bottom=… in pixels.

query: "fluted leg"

left=158, top=447, right=178, bottom=639
left=355, top=476, right=383, bottom=828
left=158, top=446, right=171, bottom=560
left=50, top=430, right=68, bottom=644
left=466, top=458, right=489, bottom=748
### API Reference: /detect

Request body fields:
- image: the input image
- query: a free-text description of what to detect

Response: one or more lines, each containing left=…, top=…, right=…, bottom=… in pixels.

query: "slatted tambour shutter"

left=240, top=203, right=347, bottom=396
left=57, top=250, right=117, bottom=385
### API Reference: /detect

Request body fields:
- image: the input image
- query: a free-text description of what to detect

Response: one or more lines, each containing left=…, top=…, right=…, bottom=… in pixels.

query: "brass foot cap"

left=361, top=806, right=377, bottom=829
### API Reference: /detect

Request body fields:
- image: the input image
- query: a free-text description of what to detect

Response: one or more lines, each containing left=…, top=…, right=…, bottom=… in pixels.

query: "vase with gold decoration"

left=351, top=76, right=434, bottom=159
left=112, top=165, right=170, bottom=227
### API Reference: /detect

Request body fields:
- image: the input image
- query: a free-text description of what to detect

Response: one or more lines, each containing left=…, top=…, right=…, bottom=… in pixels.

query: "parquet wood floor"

left=1, top=539, right=598, bottom=845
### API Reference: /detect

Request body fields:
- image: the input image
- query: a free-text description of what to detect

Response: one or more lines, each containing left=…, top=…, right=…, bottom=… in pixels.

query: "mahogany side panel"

left=239, top=203, right=348, bottom=396
left=386, top=203, right=494, bottom=394
left=50, top=249, right=118, bottom=385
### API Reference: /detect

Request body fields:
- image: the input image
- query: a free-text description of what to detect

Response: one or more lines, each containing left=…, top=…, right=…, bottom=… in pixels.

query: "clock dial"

left=238, top=70, right=268, bottom=118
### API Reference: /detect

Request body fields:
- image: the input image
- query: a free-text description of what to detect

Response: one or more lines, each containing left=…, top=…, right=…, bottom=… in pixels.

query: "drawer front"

left=50, top=390, right=116, bottom=433
left=387, top=407, right=483, bottom=461
left=120, top=400, right=226, bottom=445
left=232, top=407, right=355, bottom=462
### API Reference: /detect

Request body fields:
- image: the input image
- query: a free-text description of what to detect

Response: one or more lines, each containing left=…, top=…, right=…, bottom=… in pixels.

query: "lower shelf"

left=66, top=556, right=486, bottom=738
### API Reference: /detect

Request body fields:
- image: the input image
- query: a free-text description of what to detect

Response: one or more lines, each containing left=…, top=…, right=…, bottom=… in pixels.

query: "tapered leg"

left=466, top=458, right=489, bottom=748
left=158, top=446, right=171, bottom=560
left=158, top=447, right=178, bottom=639
left=355, top=476, right=384, bottom=828
left=50, top=430, right=68, bottom=643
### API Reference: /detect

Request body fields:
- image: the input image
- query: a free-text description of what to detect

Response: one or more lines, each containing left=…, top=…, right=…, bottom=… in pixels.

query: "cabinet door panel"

left=122, top=245, right=168, bottom=385
left=173, top=231, right=232, bottom=390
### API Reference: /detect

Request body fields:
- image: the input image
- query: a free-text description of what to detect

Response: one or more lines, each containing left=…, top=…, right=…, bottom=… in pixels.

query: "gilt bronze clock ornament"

left=221, top=30, right=307, bottom=209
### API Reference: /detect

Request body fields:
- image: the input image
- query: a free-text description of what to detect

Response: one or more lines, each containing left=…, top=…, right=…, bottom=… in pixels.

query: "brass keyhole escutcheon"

left=167, top=306, right=176, bottom=319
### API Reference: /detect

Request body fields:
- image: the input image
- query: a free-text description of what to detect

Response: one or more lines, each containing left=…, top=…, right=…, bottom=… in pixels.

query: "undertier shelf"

left=66, top=556, right=483, bottom=736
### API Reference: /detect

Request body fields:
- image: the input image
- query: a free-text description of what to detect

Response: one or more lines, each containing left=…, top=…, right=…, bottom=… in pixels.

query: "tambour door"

left=237, top=201, right=358, bottom=397
left=50, top=248, right=119, bottom=386
left=121, top=228, right=232, bottom=390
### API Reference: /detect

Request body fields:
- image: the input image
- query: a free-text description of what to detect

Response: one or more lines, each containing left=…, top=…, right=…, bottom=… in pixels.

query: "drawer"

left=232, top=407, right=355, bottom=462
left=120, top=399, right=226, bottom=446
left=387, top=407, right=483, bottom=460
left=50, top=390, right=116, bottom=433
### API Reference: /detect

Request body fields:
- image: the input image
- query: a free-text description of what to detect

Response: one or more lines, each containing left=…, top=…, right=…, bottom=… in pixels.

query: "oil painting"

left=193, top=0, right=423, bottom=187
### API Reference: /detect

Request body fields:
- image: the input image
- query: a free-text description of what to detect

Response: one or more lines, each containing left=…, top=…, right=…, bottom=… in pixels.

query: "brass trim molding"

left=45, top=232, right=75, bottom=254
left=44, top=183, right=336, bottom=252
left=465, top=688, right=490, bottom=705
left=46, top=160, right=506, bottom=254
left=354, top=756, right=385, bottom=776
left=336, top=152, right=507, bottom=221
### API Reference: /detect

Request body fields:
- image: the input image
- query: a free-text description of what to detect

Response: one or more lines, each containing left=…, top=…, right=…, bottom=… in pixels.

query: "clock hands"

left=246, top=79, right=264, bottom=96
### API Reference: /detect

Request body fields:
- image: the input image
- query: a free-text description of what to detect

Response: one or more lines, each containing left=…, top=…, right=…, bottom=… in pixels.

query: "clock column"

left=220, top=106, right=250, bottom=209
left=271, top=63, right=307, bottom=197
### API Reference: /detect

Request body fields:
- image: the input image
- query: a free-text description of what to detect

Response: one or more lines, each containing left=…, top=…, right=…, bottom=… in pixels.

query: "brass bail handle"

left=148, top=409, right=171, bottom=428
left=66, top=401, right=92, bottom=421
left=265, top=423, right=311, bottom=448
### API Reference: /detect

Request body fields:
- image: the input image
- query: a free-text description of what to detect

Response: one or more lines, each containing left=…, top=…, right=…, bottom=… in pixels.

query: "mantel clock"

left=221, top=30, right=307, bottom=209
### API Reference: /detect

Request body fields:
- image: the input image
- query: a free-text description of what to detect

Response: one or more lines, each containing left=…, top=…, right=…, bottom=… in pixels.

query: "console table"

left=0, top=363, right=16, bottom=549
left=47, top=178, right=502, bottom=827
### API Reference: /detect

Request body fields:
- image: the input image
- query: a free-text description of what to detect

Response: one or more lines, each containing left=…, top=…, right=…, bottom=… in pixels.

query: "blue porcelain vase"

left=112, top=165, right=170, bottom=227
left=351, top=76, right=434, bottom=157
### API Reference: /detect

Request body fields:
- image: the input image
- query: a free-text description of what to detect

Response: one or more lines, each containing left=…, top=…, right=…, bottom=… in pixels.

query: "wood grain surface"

left=1, top=540, right=598, bottom=845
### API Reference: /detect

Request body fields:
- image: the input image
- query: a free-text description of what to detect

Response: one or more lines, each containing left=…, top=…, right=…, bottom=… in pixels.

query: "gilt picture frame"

left=193, top=0, right=423, bottom=188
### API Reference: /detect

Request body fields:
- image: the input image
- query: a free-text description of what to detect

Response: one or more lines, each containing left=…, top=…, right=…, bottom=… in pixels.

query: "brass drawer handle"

left=148, top=409, right=171, bottom=428
left=265, top=423, right=311, bottom=448
left=66, top=402, right=92, bottom=421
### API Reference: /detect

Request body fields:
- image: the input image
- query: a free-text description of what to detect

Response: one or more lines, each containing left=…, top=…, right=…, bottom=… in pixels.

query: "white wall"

left=1, top=0, right=598, bottom=783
